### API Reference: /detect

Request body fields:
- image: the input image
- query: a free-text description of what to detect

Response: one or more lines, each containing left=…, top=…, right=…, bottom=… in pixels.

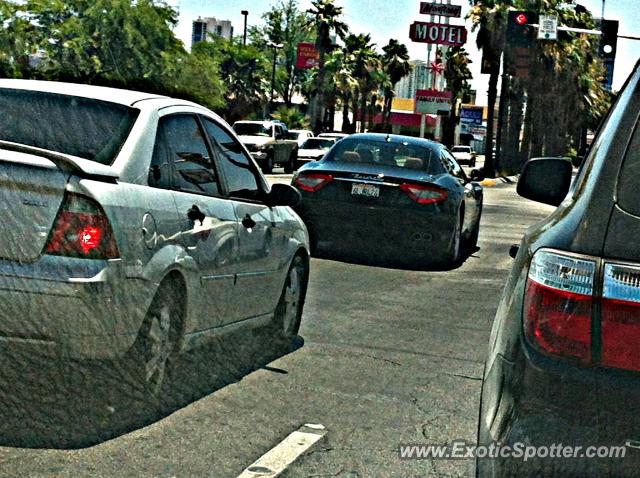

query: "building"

left=394, top=60, right=431, bottom=100
left=191, top=17, right=234, bottom=47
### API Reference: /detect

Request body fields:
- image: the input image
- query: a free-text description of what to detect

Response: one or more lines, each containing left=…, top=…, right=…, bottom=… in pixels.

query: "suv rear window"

left=0, top=88, right=139, bottom=165
left=326, top=138, right=445, bottom=175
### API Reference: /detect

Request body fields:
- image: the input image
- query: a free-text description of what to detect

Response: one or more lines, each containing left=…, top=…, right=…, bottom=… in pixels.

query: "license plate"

left=351, top=183, right=380, bottom=198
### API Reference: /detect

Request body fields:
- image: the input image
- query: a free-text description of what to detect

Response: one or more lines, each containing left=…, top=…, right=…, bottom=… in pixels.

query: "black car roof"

left=344, top=133, right=443, bottom=149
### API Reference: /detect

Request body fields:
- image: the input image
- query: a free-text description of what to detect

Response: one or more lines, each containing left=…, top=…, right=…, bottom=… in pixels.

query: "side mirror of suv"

left=517, top=157, right=573, bottom=206
left=265, top=183, right=301, bottom=208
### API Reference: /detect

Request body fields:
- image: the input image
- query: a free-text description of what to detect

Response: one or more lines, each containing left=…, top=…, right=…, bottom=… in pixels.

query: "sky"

left=169, top=0, right=640, bottom=105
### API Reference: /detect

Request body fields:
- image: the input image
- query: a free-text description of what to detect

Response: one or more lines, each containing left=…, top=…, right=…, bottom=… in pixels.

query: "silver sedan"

left=0, top=79, right=310, bottom=403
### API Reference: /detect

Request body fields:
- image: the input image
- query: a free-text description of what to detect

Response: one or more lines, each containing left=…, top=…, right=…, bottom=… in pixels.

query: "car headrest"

left=341, top=151, right=362, bottom=162
left=404, top=157, right=424, bottom=170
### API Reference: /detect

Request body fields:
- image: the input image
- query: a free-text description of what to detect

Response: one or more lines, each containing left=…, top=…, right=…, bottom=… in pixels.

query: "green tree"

left=257, top=0, right=314, bottom=107
left=271, top=106, right=310, bottom=129
left=194, top=38, right=270, bottom=123
left=381, top=39, right=412, bottom=133
left=308, top=0, right=348, bottom=133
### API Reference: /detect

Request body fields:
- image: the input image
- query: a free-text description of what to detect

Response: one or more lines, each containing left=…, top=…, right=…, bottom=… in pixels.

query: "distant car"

left=0, top=79, right=309, bottom=404
left=287, top=129, right=314, bottom=147
left=292, top=133, right=483, bottom=265
left=450, top=145, right=476, bottom=167
left=318, top=132, right=349, bottom=140
left=233, top=120, right=299, bottom=173
left=477, top=62, right=640, bottom=476
left=296, top=137, right=337, bottom=169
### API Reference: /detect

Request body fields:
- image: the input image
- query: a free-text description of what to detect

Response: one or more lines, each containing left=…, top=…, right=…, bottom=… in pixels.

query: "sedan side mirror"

left=517, top=157, right=572, bottom=206
left=265, top=183, right=301, bottom=208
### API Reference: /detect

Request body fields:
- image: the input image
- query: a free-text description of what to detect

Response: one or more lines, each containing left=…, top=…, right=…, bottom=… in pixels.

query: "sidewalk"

left=479, top=174, right=519, bottom=188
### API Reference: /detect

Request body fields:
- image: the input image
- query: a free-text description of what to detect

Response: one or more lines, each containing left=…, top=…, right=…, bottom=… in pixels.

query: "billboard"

left=415, top=89, right=452, bottom=114
left=409, top=22, right=467, bottom=47
left=460, top=106, right=484, bottom=125
left=296, top=43, right=320, bottom=69
left=419, top=2, right=462, bottom=18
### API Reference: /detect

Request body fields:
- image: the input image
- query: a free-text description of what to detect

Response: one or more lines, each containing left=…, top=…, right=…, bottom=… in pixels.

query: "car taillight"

left=44, top=194, right=119, bottom=259
left=400, top=183, right=448, bottom=204
left=294, top=173, right=334, bottom=192
left=602, top=263, right=640, bottom=372
left=524, top=250, right=596, bottom=364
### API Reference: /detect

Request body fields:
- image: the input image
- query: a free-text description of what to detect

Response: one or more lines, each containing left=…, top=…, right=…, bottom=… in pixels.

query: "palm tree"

left=325, top=47, right=358, bottom=132
left=467, top=0, right=510, bottom=177
left=443, top=46, right=473, bottom=147
left=307, top=0, right=348, bottom=134
left=343, top=33, right=381, bottom=133
left=381, top=39, right=412, bottom=133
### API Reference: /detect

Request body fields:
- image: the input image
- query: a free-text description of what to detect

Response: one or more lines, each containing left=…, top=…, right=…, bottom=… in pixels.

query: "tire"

left=270, top=255, right=308, bottom=342
left=126, top=279, right=184, bottom=405
left=262, top=153, right=274, bottom=174
left=284, top=150, right=297, bottom=174
left=442, top=211, right=463, bottom=266
left=465, top=204, right=483, bottom=251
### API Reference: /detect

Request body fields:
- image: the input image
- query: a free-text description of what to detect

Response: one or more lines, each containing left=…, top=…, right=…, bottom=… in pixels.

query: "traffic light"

left=599, top=19, right=618, bottom=91
left=507, top=10, right=539, bottom=49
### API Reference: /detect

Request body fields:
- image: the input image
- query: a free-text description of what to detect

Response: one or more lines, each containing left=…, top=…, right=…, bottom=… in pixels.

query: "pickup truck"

left=232, top=120, right=299, bottom=173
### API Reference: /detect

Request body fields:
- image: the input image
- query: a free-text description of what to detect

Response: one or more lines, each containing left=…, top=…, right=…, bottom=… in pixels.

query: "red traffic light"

left=515, top=13, right=528, bottom=25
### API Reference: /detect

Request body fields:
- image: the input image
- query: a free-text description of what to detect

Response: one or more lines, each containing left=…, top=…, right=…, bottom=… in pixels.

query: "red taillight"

left=45, top=194, right=119, bottom=259
left=400, top=183, right=448, bottom=204
left=601, top=263, right=640, bottom=372
left=294, top=173, right=334, bottom=192
left=524, top=280, right=592, bottom=363
left=523, top=250, right=596, bottom=364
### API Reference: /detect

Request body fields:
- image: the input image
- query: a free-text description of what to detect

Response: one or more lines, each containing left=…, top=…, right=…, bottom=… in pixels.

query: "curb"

left=479, top=175, right=519, bottom=188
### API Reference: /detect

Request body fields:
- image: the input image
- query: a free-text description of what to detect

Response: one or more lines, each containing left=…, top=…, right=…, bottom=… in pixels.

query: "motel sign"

left=409, top=22, right=467, bottom=47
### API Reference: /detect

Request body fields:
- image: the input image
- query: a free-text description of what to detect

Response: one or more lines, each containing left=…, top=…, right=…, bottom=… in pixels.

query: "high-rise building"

left=394, top=60, right=431, bottom=99
left=191, top=17, right=234, bottom=47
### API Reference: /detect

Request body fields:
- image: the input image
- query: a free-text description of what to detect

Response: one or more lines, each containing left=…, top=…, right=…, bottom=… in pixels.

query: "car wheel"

left=465, top=204, right=482, bottom=251
left=284, top=150, right=297, bottom=174
left=443, top=211, right=463, bottom=266
left=271, top=255, right=307, bottom=342
left=262, top=153, right=274, bottom=174
left=127, top=279, right=183, bottom=405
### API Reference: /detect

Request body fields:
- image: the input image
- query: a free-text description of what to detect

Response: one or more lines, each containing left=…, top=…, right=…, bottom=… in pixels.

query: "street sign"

left=460, top=107, right=484, bottom=125
left=419, top=2, right=462, bottom=18
left=409, top=22, right=467, bottom=47
left=415, top=89, right=452, bottom=114
left=538, top=15, right=558, bottom=40
left=296, top=43, right=320, bottom=69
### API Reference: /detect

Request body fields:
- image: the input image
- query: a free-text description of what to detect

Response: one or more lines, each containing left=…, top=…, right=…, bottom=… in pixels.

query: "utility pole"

left=241, top=10, right=248, bottom=46
left=268, top=41, right=283, bottom=114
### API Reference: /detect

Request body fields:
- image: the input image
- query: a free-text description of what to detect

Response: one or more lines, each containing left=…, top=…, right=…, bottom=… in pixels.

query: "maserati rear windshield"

left=0, top=88, right=139, bottom=165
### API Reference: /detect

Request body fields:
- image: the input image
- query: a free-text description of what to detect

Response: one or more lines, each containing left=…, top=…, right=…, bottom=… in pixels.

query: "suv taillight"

left=524, top=250, right=596, bottom=364
left=602, top=263, right=640, bottom=372
left=44, top=194, right=119, bottom=259
left=294, top=173, right=334, bottom=192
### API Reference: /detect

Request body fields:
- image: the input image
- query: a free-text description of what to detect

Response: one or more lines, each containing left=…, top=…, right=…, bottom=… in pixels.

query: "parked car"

left=477, top=62, right=640, bottom=476
left=0, top=79, right=310, bottom=404
left=450, top=145, right=476, bottom=167
left=232, top=120, right=299, bottom=174
left=296, top=137, right=337, bottom=169
left=287, top=129, right=314, bottom=147
left=318, top=132, right=349, bottom=140
left=291, top=133, right=483, bottom=265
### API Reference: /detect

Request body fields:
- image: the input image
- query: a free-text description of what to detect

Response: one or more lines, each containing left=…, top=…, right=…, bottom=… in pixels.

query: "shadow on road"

left=0, top=329, right=303, bottom=449
left=312, top=244, right=481, bottom=272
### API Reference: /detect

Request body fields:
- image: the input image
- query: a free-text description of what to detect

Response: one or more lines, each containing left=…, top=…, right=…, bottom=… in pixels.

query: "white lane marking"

left=236, top=424, right=327, bottom=478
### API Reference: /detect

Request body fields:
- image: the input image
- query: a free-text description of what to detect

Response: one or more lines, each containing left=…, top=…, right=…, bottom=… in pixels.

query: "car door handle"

left=187, top=204, right=205, bottom=225
left=242, top=214, right=256, bottom=229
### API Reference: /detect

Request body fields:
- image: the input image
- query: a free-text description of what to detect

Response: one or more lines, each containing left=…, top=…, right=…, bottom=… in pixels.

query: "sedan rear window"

left=0, top=88, right=139, bottom=165
left=326, top=138, right=445, bottom=175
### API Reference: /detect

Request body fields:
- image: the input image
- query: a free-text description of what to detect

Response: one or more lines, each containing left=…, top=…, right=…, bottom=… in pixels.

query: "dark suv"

left=478, top=61, right=640, bottom=476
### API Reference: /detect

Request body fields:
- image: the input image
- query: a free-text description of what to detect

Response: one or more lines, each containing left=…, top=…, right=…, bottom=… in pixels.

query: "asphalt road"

left=0, top=177, right=553, bottom=478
